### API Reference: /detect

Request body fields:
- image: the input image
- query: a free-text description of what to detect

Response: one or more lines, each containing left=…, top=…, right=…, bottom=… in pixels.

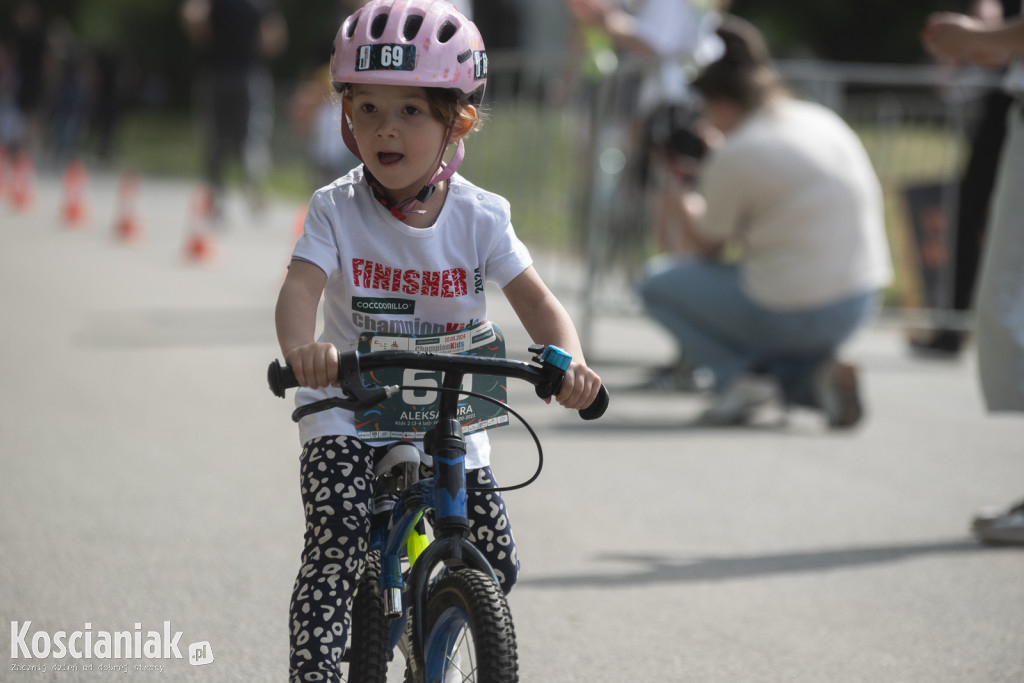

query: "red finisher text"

left=352, top=258, right=469, bottom=298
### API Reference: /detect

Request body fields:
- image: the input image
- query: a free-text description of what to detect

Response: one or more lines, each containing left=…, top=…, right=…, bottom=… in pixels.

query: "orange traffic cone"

left=10, top=151, right=34, bottom=211
left=61, top=160, right=89, bottom=227
left=184, top=187, right=217, bottom=264
left=114, top=174, right=143, bottom=242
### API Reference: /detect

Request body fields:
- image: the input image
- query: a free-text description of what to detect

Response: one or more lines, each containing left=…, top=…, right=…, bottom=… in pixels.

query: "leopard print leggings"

left=289, top=435, right=519, bottom=683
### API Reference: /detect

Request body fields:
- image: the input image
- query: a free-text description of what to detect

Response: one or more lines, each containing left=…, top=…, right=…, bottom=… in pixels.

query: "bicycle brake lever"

left=530, top=344, right=570, bottom=400
left=289, top=385, right=399, bottom=422
left=274, top=352, right=399, bottom=420
left=338, top=351, right=400, bottom=407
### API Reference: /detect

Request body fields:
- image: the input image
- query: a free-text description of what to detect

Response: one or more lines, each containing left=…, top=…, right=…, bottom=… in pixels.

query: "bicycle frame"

left=334, top=350, right=565, bottom=662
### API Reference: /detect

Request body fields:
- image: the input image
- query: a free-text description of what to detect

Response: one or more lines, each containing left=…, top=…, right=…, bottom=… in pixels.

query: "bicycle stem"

left=426, top=371, right=472, bottom=539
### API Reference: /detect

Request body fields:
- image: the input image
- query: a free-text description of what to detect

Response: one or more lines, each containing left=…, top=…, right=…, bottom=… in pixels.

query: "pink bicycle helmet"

left=331, top=0, right=488, bottom=105
left=329, top=0, right=488, bottom=218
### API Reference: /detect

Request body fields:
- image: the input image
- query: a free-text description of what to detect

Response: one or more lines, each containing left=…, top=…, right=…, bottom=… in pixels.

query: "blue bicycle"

left=269, top=343, right=608, bottom=682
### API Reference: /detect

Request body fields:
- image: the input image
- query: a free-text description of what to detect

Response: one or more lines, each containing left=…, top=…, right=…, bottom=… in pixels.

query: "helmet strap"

left=364, top=167, right=433, bottom=220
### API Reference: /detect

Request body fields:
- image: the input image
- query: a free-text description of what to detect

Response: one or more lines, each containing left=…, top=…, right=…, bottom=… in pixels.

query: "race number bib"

left=354, top=321, right=509, bottom=440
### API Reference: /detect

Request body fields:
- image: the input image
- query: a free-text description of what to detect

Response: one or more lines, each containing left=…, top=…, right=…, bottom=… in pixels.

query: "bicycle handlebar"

left=267, top=346, right=609, bottom=421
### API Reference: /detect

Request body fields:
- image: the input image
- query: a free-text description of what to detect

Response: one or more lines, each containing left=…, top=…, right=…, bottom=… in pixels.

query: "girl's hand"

left=285, top=342, right=340, bottom=390
left=554, top=361, right=603, bottom=411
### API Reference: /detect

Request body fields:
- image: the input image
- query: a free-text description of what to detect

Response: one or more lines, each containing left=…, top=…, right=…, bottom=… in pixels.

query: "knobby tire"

left=406, top=568, right=518, bottom=683
left=344, top=550, right=389, bottom=682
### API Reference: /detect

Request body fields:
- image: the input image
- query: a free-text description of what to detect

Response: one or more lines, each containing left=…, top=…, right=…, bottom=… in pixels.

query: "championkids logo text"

left=10, top=621, right=213, bottom=667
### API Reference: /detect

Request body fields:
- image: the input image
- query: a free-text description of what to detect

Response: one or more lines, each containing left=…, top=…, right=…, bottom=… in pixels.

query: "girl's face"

left=348, top=84, right=451, bottom=202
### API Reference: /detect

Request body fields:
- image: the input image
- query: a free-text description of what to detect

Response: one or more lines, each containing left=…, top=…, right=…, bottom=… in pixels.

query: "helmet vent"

left=345, top=16, right=359, bottom=38
left=403, top=14, right=424, bottom=41
left=371, top=13, right=389, bottom=39
left=437, top=21, right=457, bottom=43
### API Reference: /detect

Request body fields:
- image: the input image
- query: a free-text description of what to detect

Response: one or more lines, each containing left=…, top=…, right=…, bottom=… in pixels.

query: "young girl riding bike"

left=274, top=2, right=603, bottom=680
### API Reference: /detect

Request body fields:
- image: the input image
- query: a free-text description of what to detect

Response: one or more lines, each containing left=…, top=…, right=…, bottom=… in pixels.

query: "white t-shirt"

left=697, top=98, right=893, bottom=310
left=290, top=167, right=533, bottom=467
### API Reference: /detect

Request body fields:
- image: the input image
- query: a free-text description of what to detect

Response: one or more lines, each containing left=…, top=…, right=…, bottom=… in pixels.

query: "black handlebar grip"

left=578, top=385, right=610, bottom=421
left=268, top=359, right=298, bottom=398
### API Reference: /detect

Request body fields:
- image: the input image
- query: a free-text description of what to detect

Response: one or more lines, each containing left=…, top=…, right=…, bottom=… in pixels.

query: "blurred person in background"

left=288, top=53, right=358, bottom=191
left=8, top=2, right=46, bottom=153
left=568, top=0, right=726, bottom=390
left=181, top=0, right=287, bottom=222
left=639, top=100, right=712, bottom=391
left=568, top=0, right=725, bottom=112
left=566, top=0, right=725, bottom=205
left=638, top=15, right=893, bottom=428
left=86, top=45, right=127, bottom=164
left=288, top=2, right=368, bottom=192
left=0, top=43, right=22, bottom=150
left=44, top=18, right=88, bottom=167
left=923, top=4, right=1024, bottom=545
left=911, top=0, right=1015, bottom=358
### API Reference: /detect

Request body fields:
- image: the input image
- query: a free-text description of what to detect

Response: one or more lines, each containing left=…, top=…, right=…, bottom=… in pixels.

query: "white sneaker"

left=699, top=374, right=780, bottom=425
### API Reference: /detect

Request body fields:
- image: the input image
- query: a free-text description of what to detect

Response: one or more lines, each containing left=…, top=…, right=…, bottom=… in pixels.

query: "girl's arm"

left=502, top=266, right=603, bottom=410
left=275, top=260, right=339, bottom=389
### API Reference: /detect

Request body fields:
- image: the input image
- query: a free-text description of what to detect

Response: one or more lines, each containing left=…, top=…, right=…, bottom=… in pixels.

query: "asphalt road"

left=2, top=172, right=1022, bottom=682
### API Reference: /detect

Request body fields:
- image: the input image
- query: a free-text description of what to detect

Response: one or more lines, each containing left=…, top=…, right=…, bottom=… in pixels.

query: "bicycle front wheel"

left=418, top=568, right=518, bottom=683
left=343, top=550, right=389, bottom=683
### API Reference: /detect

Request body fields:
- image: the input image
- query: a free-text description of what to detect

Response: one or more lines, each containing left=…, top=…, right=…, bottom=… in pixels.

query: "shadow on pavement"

left=519, top=540, right=1011, bottom=589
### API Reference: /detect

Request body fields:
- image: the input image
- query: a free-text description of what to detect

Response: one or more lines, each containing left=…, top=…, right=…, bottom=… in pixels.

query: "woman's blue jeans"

left=639, top=256, right=879, bottom=407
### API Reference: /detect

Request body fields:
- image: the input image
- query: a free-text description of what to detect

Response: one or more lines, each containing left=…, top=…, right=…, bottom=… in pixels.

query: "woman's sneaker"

left=971, top=500, right=1024, bottom=546
left=814, top=359, right=863, bottom=429
left=639, top=360, right=714, bottom=393
left=699, top=374, right=781, bottom=425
